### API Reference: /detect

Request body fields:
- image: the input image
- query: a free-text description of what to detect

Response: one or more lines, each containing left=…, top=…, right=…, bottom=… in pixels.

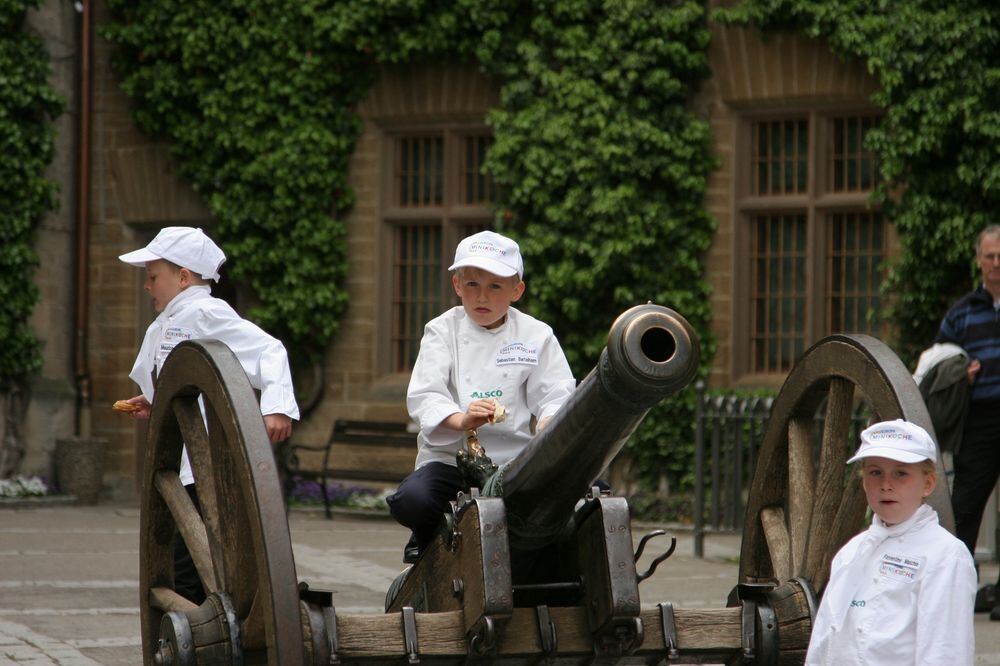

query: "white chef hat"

left=448, top=230, right=523, bottom=279
left=847, top=419, right=937, bottom=465
left=119, top=227, right=226, bottom=282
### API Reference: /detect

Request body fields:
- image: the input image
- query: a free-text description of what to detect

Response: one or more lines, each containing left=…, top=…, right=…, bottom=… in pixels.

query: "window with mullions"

left=461, top=135, right=496, bottom=205
left=396, top=137, right=444, bottom=207
left=384, top=130, right=496, bottom=373
left=392, top=224, right=442, bottom=371
left=739, top=112, right=885, bottom=377
left=829, top=116, right=878, bottom=192
left=750, top=214, right=807, bottom=374
left=753, top=119, right=808, bottom=196
left=827, top=212, right=885, bottom=333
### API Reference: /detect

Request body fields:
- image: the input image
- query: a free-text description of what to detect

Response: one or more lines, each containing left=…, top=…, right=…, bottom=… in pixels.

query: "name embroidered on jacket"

left=495, top=342, right=538, bottom=366
left=878, top=552, right=924, bottom=583
left=471, top=390, right=503, bottom=399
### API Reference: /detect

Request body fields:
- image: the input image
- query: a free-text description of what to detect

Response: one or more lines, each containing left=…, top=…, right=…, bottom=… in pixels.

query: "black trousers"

left=386, top=462, right=465, bottom=553
left=952, top=416, right=1000, bottom=562
left=173, top=484, right=207, bottom=605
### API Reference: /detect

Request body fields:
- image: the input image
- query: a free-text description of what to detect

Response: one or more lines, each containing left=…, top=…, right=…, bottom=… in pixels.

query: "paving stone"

left=1, top=502, right=998, bottom=664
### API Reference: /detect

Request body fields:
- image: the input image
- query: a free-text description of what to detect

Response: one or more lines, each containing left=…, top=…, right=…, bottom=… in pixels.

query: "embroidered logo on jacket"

left=495, top=342, right=538, bottom=366
left=158, top=326, right=194, bottom=361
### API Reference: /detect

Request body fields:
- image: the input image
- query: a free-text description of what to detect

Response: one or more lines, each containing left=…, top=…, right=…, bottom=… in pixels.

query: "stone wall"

left=18, top=1, right=80, bottom=480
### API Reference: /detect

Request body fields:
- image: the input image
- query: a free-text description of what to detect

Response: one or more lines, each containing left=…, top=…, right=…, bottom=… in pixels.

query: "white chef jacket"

left=912, top=342, right=967, bottom=386
left=806, top=503, right=976, bottom=666
left=406, top=306, right=575, bottom=469
left=129, top=285, right=299, bottom=485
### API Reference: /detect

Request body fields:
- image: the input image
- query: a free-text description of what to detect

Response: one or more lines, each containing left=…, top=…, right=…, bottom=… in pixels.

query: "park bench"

left=277, top=418, right=416, bottom=518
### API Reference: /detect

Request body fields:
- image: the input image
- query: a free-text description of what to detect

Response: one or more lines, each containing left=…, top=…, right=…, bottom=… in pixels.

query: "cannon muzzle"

left=494, top=303, right=699, bottom=547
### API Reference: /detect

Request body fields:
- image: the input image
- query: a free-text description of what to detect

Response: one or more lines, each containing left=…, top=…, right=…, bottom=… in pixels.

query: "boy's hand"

left=264, top=413, right=293, bottom=443
left=442, top=400, right=496, bottom=431
left=459, top=399, right=497, bottom=431
left=115, top=395, right=151, bottom=420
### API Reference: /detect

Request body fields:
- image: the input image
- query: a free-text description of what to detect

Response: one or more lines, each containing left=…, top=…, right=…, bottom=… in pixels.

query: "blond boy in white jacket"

left=806, top=419, right=976, bottom=665
left=116, top=227, right=299, bottom=603
left=388, top=231, right=575, bottom=563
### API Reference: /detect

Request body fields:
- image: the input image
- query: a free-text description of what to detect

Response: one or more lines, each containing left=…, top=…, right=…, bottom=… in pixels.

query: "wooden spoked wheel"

left=139, top=340, right=304, bottom=665
left=738, top=334, right=954, bottom=597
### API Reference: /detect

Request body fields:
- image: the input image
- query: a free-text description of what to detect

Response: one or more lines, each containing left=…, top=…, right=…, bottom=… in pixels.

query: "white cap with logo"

left=847, top=419, right=937, bottom=465
left=119, top=227, right=226, bottom=282
left=448, top=230, right=524, bottom=279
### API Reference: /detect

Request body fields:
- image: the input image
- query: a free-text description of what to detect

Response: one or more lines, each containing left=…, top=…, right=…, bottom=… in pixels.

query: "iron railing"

left=692, top=381, right=871, bottom=557
left=693, top=382, right=772, bottom=557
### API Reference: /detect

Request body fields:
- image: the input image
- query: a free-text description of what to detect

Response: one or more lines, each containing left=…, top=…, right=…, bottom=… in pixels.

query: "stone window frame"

left=377, top=124, right=496, bottom=376
left=732, top=107, right=888, bottom=382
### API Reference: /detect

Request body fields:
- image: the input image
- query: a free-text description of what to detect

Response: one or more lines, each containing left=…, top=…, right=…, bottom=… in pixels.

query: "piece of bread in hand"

left=488, top=398, right=506, bottom=424
left=113, top=400, right=141, bottom=413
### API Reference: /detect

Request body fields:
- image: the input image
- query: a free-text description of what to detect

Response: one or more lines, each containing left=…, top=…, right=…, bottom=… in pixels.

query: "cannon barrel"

left=494, top=303, right=699, bottom=547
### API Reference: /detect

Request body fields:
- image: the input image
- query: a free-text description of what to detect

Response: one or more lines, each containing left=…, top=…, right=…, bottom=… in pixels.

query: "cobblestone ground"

left=1, top=502, right=998, bottom=664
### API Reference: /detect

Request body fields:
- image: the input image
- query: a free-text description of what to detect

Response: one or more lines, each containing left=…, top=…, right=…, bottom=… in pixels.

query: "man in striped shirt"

left=936, top=224, right=1000, bottom=617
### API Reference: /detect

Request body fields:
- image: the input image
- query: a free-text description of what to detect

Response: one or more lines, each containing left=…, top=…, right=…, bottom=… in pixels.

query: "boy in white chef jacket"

left=806, top=419, right=975, bottom=665
left=116, top=226, right=299, bottom=603
left=388, top=230, right=576, bottom=563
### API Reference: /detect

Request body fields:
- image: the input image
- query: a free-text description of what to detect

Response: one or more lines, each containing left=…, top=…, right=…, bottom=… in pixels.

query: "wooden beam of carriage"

left=324, top=601, right=809, bottom=662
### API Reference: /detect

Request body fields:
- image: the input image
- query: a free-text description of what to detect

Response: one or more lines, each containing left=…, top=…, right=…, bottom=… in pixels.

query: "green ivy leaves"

left=0, top=0, right=62, bottom=389
left=718, top=0, right=1000, bottom=361
left=470, top=0, right=717, bottom=486
left=105, top=0, right=378, bottom=355
left=106, top=0, right=717, bottom=490
left=470, top=1, right=715, bottom=369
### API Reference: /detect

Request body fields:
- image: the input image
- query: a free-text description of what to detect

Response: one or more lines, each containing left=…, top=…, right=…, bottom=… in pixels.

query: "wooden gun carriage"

left=139, top=304, right=952, bottom=664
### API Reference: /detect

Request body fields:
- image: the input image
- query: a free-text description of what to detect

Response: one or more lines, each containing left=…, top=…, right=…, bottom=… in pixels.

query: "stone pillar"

left=54, top=437, right=107, bottom=504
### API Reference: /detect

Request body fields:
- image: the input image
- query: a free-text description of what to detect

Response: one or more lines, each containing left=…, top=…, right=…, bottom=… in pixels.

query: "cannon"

left=139, top=305, right=952, bottom=664
left=383, top=303, right=701, bottom=653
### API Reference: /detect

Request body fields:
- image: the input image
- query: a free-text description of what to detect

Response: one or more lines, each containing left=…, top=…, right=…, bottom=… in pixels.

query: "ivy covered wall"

left=717, top=0, right=1000, bottom=361
left=96, top=0, right=1000, bottom=491
left=105, top=0, right=718, bottom=489
left=0, top=0, right=62, bottom=391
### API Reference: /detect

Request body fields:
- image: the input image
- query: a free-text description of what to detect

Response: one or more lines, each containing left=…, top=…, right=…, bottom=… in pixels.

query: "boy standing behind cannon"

left=387, top=230, right=576, bottom=563
left=115, top=226, right=299, bottom=604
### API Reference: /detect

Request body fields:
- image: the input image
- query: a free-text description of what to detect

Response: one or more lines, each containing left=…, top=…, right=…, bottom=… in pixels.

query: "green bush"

left=0, top=0, right=63, bottom=390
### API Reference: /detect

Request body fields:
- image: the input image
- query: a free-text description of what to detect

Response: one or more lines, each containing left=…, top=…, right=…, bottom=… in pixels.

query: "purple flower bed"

left=0, top=475, right=51, bottom=498
left=285, top=477, right=391, bottom=511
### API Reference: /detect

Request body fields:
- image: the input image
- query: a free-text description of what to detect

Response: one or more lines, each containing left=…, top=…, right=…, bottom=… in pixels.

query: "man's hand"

left=264, top=413, right=293, bottom=443
left=967, top=358, right=982, bottom=385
